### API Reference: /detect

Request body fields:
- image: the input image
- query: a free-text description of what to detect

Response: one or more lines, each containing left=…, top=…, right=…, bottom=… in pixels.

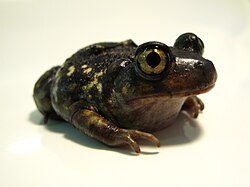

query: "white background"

left=1, top=0, right=250, bottom=186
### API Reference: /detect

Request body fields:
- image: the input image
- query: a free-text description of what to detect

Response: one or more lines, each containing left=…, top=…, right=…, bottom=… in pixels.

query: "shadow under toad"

left=29, top=110, right=202, bottom=156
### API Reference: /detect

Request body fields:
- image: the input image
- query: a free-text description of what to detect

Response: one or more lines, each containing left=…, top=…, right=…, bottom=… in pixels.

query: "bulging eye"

left=135, top=42, right=173, bottom=80
left=137, top=49, right=167, bottom=74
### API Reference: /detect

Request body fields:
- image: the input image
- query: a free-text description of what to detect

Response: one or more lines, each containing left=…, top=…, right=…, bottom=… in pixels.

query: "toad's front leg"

left=181, top=96, right=205, bottom=118
left=71, top=108, right=160, bottom=153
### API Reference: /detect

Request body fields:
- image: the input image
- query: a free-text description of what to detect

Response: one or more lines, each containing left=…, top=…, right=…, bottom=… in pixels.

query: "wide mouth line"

left=128, top=84, right=215, bottom=102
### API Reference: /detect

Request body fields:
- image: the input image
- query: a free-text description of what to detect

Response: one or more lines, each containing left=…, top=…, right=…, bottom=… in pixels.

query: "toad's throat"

left=113, top=96, right=187, bottom=132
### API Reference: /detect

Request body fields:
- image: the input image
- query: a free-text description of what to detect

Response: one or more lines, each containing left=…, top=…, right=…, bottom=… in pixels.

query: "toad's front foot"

left=71, top=108, right=160, bottom=153
left=182, top=96, right=204, bottom=118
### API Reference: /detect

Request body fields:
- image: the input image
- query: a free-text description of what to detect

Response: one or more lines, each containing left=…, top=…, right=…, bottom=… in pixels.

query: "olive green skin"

left=33, top=33, right=217, bottom=153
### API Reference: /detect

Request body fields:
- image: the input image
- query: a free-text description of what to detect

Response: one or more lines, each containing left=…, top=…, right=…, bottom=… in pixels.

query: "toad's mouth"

left=127, top=83, right=215, bottom=103
left=169, top=83, right=216, bottom=97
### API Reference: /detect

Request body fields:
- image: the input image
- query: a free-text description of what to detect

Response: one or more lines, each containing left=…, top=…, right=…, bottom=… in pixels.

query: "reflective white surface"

left=1, top=0, right=250, bottom=186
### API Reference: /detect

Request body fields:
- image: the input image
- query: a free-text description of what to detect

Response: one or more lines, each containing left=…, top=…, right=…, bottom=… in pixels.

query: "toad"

left=33, top=33, right=217, bottom=153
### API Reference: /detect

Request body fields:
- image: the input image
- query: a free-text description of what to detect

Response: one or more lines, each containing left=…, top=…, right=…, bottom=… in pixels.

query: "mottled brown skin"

left=33, top=33, right=217, bottom=153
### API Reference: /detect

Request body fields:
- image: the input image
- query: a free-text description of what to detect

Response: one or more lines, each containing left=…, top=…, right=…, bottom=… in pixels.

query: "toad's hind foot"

left=181, top=96, right=204, bottom=118
left=116, top=129, right=160, bottom=153
left=71, top=108, right=160, bottom=153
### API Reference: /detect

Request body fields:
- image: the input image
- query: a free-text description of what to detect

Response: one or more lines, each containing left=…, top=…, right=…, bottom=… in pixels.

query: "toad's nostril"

left=194, top=61, right=203, bottom=69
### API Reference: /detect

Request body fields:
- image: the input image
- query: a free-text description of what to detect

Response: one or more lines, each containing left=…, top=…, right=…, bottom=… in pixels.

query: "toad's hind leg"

left=71, top=108, right=160, bottom=153
left=33, top=66, right=62, bottom=123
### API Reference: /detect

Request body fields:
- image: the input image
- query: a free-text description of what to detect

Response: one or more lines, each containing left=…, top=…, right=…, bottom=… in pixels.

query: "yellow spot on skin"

left=97, top=83, right=103, bottom=93
left=81, top=64, right=88, bottom=69
left=108, top=99, right=113, bottom=104
left=95, top=71, right=104, bottom=78
left=82, top=82, right=95, bottom=90
left=96, top=44, right=104, bottom=48
left=122, top=84, right=129, bottom=95
left=83, top=68, right=92, bottom=74
left=82, top=70, right=105, bottom=92
left=122, top=40, right=129, bottom=45
left=67, top=66, right=75, bottom=76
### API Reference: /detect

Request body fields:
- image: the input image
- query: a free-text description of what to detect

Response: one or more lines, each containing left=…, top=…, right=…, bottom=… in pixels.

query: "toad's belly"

left=111, top=96, right=187, bottom=132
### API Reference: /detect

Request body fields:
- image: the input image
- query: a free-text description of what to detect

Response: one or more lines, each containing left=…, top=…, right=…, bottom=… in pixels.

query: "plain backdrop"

left=1, top=0, right=250, bottom=186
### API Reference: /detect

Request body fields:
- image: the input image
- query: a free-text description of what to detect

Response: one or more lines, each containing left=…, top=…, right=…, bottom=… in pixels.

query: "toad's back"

left=50, top=40, right=137, bottom=121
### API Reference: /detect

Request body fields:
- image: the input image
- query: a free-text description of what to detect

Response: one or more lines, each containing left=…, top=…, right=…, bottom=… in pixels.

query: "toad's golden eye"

left=135, top=42, right=173, bottom=80
left=137, top=49, right=167, bottom=74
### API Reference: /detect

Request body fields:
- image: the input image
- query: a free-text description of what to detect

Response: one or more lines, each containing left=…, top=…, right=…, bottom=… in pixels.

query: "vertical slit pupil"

left=146, top=52, right=161, bottom=68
